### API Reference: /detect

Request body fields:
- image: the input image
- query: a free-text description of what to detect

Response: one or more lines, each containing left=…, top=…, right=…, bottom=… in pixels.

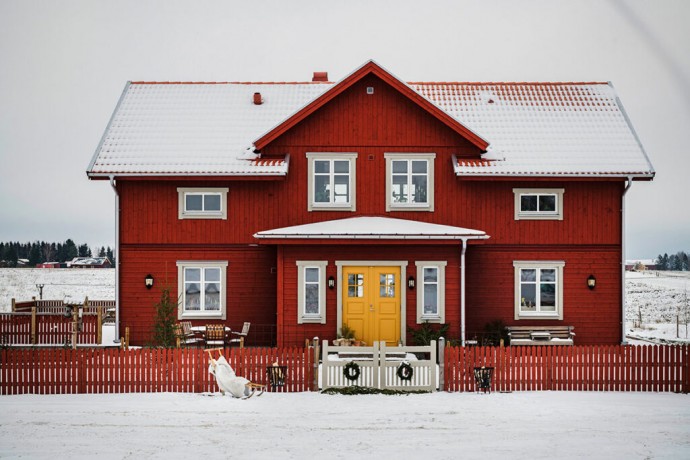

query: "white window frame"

left=513, top=261, right=564, bottom=320
left=513, top=188, right=564, bottom=220
left=177, top=188, right=228, bottom=220
left=385, top=153, right=435, bottom=211
left=297, top=261, right=327, bottom=324
left=415, top=261, right=446, bottom=323
left=176, top=260, right=228, bottom=320
left=306, top=153, right=357, bottom=212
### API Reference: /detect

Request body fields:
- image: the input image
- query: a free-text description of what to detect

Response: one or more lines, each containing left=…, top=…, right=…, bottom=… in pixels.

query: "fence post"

left=11, top=298, right=15, bottom=312
left=96, top=307, right=103, bottom=345
left=438, top=337, right=445, bottom=392
left=312, top=337, right=320, bottom=392
left=684, top=345, right=689, bottom=394
left=72, top=306, right=78, bottom=350
left=31, top=307, right=36, bottom=344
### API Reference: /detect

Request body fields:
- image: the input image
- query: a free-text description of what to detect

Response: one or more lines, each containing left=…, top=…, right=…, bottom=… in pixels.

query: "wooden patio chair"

left=229, top=322, right=250, bottom=348
left=205, top=324, right=227, bottom=348
left=173, top=323, right=184, bottom=348
left=179, top=321, right=203, bottom=347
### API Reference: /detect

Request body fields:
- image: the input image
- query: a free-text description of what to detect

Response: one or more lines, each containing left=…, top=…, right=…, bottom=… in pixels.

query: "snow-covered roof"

left=413, top=82, right=654, bottom=177
left=254, top=216, right=488, bottom=240
left=87, top=66, right=654, bottom=178
left=68, top=257, right=111, bottom=266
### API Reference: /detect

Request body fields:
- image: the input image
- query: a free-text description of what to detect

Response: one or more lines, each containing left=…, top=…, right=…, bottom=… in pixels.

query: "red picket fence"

left=0, top=347, right=314, bottom=395
left=444, top=345, right=690, bottom=393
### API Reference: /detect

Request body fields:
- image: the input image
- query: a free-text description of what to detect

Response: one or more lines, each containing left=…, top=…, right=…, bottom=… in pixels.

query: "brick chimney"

left=312, top=72, right=328, bottom=82
left=253, top=92, right=263, bottom=105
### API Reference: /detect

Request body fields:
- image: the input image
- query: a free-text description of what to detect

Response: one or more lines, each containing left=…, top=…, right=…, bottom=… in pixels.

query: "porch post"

left=460, top=238, right=467, bottom=346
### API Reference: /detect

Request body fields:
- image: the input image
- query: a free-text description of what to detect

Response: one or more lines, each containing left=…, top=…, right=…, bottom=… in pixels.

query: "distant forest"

left=0, top=240, right=115, bottom=267
left=654, top=251, right=689, bottom=271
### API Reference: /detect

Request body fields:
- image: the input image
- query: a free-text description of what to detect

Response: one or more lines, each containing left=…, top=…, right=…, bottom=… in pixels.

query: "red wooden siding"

left=465, top=246, right=622, bottom=344
left=119, top=246, right=276, bottom=345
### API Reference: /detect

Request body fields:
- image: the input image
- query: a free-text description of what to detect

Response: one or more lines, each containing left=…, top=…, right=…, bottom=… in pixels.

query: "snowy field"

left=0, top=268, right=114, bottom=311
left=0, top=392, right=688, bottom=459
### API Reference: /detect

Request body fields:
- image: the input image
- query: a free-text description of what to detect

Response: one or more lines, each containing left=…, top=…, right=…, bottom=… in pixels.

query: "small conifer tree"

left=152, top=286, right=178, bottom=348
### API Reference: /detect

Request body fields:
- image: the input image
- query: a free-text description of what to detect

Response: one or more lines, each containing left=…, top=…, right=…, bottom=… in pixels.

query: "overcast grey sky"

left=0, top=0, right=688, bottom=259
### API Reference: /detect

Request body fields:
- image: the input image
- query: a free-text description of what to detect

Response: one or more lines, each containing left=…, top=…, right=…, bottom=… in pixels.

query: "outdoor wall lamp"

left=587, top=274, right=596, bottom=290
left=328, top=276, right=335, bottom=289
left=408, top=276, right=415, bottom=290
left=145, top=274, right=154, bottom=289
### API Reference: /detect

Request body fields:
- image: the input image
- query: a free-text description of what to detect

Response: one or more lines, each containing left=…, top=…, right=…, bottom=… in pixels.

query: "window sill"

left=517, top=312, right=561, bottom=320
left=515, top=213, right=562, bottom=221
left=419, top=315, right=443, bottom=323
left=389, top=206, right=433, bottom=212
left=299, top=316, right=325, bottom=324
left=179, top=213, right=226, bottom=220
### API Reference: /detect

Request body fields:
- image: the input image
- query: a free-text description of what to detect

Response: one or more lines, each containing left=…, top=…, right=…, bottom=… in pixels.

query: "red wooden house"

left=87, top=61, right=654, bottom=346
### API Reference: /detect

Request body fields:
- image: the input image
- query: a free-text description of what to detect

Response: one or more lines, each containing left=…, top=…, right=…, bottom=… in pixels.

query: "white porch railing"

left=321, top=340, right=437, bottom=391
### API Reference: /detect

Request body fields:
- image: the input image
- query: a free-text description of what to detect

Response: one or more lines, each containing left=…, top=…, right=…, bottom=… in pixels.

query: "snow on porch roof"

left=253, top=216, right=489, bottom=240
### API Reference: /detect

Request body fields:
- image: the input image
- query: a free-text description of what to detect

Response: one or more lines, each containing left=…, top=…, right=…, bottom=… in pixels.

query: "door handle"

left=369, top=304, right=374, bottom=312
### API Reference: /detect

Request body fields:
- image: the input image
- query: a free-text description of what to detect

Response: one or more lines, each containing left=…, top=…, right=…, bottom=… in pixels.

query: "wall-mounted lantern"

left=145, top=274, right=154, bottom=289
left=407, top=276, right=415, bottom=290
left=587, top=274, right=596, bottom=290
left=328, top=276, right=335, bottom=289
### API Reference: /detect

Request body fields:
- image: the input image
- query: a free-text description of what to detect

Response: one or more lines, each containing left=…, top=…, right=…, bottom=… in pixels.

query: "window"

left=177, top=261, right=228, bottom=319
left=177, top=188, right=228, bottom=219
left=297, top=261, right=327, bottom=324
left=415, top=261, right=446, bottom=323
left=385, top=153, right=435, bottom=211
left=306, top=153, right=357, bottom=211
left=513, top=188, right=564, bottom=220
left=513, top=261, right=564, bottom=320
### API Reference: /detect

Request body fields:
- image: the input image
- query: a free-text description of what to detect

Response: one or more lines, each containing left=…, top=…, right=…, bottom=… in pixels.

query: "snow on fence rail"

left=443, top=345, right=690, bottom=393
left=0, top=347, right=314, bottom=395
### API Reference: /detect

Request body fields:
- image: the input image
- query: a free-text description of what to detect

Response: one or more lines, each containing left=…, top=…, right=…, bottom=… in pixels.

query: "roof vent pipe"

left=312, top=72, right=328, bottom=82
left=253, top=92, right=263, bottom=105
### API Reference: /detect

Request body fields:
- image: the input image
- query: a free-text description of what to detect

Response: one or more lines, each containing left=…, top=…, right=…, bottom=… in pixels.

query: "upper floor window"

left=177, top=260, right=228, bottom=320
left=177, top=188, right=228, bottom=220
left=513, top=261, right=564, bottom=320
left=415, top=261, right=446, bottom=323
left=306, top=153, right=357, bottom=211
left=385, top=153, right=435, bottom=211
left=296, top=261, right=327, bottom=324
left=513, top=188, right=564, bottom=220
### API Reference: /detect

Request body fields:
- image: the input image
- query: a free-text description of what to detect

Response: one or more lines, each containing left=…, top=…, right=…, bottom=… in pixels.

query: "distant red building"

left=87, top=61, right=654, bottom=346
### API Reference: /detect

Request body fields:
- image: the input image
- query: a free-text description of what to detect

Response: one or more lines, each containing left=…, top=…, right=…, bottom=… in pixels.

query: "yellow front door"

left=342, top=266, right=401, bottom=346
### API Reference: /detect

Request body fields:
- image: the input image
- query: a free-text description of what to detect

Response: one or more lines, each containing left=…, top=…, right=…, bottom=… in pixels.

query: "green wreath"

left=396, top=362, right=414, bottom=381
left=343, top=361, right=361, bottom=381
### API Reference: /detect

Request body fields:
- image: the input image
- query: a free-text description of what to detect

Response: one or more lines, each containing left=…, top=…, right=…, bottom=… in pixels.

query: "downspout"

left=109, top=175, right=120, bottom=344
left=460, top=238, right=467, bottom=346
left=621, top=176, right=633, bottom=344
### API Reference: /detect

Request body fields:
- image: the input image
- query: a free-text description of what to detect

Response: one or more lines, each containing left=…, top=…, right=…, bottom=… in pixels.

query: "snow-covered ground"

left=626, top=271, right=690, bottom=344
left=2, top=268, right=689, bottom=343
left=0, top=392, right=688, bottom=459
left=0, top=268, right=114, bottom=311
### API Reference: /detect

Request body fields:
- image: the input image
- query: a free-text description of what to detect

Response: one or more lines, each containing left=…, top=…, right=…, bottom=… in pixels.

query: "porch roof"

left=253, top=216, right=488, bottom=240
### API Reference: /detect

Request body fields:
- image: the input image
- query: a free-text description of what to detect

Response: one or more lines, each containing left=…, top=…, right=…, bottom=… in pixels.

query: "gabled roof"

left=253, top=60, right=489, bottom=151
left=254, top=216, right=488, bottom=240
left=87, top=62, right=654, bottom=179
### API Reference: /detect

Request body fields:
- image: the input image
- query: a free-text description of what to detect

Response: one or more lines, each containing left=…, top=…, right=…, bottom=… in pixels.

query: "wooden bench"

left=506, top=326, right=575, bottom=345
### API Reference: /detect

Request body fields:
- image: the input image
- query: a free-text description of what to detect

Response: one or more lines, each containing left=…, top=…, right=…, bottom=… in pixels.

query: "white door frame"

left=335, top=260, right=408, bottom=345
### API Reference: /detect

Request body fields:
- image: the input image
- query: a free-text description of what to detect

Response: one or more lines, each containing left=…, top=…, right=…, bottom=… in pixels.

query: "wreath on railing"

left=396, top=361, right=414, bottom=381
left=343, top=361, right=361, bottom=381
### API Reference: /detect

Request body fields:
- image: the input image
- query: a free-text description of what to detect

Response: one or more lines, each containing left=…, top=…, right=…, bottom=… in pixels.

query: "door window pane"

left=379, top=273, right=395, bottom=298
left=348, top=273, right=364, bottom=297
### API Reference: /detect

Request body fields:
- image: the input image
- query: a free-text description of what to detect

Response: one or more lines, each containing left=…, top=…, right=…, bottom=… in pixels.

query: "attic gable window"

left=306, top=153, right=357, bottom=212
left=385, top=153, right=435, bottom=212
left=178, top=188, right=228, bottom=220
left=513, top=188, right=564, bottom=221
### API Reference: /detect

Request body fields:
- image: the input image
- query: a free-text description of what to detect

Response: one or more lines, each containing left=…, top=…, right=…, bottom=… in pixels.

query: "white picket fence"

left=321, top=340, right=437, bottom=391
